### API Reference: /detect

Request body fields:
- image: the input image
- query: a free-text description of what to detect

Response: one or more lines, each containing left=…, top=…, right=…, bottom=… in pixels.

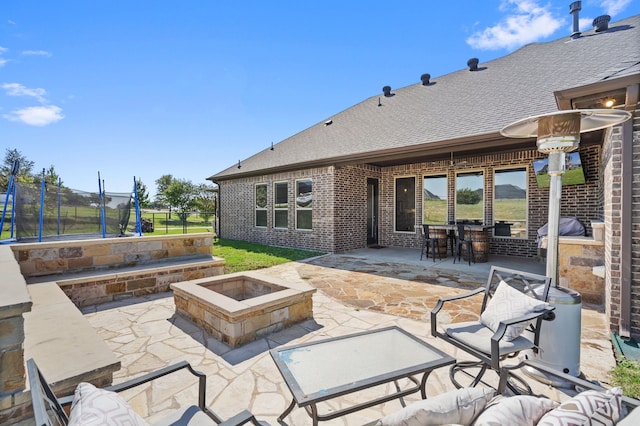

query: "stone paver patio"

left=81, top=251, right=615, bottom=425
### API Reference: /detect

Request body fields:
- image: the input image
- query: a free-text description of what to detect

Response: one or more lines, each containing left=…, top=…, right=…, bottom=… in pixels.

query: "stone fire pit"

left=171, top=271, right=316, bottom=347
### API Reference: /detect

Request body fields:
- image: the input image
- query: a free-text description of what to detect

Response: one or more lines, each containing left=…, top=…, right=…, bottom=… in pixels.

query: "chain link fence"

left=138, top=211, right=217, bottom=236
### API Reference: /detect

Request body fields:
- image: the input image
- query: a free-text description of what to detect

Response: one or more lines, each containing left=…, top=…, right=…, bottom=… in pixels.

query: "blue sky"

left=2, top=0, right=638, bottom=196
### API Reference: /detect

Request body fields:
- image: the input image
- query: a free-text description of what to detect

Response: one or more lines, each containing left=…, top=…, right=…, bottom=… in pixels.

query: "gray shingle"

left=211, top=14, right=640, bottom=180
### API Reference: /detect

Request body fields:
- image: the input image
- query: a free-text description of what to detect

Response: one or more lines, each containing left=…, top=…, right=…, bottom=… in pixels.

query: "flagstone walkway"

left=81, top=252, right=615, bottom=425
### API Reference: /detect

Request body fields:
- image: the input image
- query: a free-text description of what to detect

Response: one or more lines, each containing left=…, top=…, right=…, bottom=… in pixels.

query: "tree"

left=193, top=183, right=216, bottom=223
left=1, top=148, right=36, bottom=189
left=44, top=165, right=62, bottom=187
left=154, top=174, right=174, bottom=207
left=456, top=188, right=482, bottom=205
left=164, top=179, right=196, bottom=221
left=135, top=178, right=151, bottom=208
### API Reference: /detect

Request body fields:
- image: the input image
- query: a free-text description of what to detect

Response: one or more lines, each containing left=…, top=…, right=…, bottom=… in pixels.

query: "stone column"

left=0, top=246, right=33, bottom=423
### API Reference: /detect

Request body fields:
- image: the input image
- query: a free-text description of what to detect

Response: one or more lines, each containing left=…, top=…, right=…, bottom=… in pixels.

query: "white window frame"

left=454, top=169, right=485, bottom=224
left=295, top=178, right=313, bottom=230
left=255, top=183, right=268, bottom=228
left=493, top=166, right=529, bottom=239
left=273, top=181, right=288, bottom=229
left=422, top=174, right=448, bottom=225
left=394, top=175, right=416, bottom=233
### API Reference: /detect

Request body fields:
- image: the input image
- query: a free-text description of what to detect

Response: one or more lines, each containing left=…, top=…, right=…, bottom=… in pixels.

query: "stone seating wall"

left=16, top=234, right=224, bottom=307
left=0, top=233, right=223, bottom=424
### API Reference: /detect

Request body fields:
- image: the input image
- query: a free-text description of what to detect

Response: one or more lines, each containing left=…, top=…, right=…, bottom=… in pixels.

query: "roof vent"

left=324, top=119, right=333, bottom=126
left=593, top=15, right=610, bottom=32
left=382, top=86, right=393, bottom=97
left=467, top=58, right=479, bottom=71
left=570, top=1, right=582, bottom=39
left=420, top=73, right=431, bottom=85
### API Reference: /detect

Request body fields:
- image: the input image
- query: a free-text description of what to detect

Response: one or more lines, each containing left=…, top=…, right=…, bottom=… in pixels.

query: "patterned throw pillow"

left=376, top=387, right=495, bottom=426
left=68, top=382, right=149, bottom=426
left=480, top=280, right=549, bottom=341
left=472, top=395, right=558, bottom=426
left=537, top=388, right=622, bottom=426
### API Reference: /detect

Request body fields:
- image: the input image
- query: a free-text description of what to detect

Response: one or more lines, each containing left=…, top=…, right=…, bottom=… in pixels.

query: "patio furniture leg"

left=278, top=398, right=297, bottom=422
left=393, top=380, right=408, bottom=407
left=420, top=371, right=433, bottom=399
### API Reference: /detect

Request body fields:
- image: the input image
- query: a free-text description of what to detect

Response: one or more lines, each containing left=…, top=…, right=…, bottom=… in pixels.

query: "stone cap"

left=0, top=246, right=32, bottom=319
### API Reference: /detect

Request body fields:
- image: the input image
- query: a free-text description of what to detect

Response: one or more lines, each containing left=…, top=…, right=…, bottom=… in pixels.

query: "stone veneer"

left=14, top=233, right=215, bottom=277
left=0, top=246, right=32, bottom=424
left=556, top=236, right=605, bottom=306
left=171, top=271, right=315, bottom=347
left=0, top=233, right=223, bottom=424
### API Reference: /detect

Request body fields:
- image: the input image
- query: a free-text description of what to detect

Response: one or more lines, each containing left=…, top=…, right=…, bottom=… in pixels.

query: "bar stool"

left=446, top=222, right=457, bottom=256
left=454, top=224, right=475, bottom=265
left=420, top=224, right=440, bottom=262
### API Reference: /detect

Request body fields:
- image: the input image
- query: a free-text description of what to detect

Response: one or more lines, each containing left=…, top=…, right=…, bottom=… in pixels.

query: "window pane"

left=255, top=184, right=267, bottom=208
left=274, top=210, right=288, bottom=228
left=423, top=175, right=447, bottom=224
left=395, top=177, right=415, bottom=232
left=494, top=168, right=527, bottom=238
left=256, top=210, right=267, bottom=227
left=455, top=172, right=484, bottom=224
left=296, top=179, right=312, bottom=208
left=275, top=182, right=288, bottom=207
left=296, top=210, right=312, bottom=229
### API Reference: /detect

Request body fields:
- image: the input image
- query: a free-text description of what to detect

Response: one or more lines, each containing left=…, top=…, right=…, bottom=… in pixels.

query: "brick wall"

left=377, top=144, right=601, bottom=257
left=633, top=109, right=640, bottom=339
left=334, top=165, right=381, bottom=252
left=219, top=144, right=603, bottom=258
left=603, top=105, right=640, bottom=339
left=218, top=167, right=337, bottom=252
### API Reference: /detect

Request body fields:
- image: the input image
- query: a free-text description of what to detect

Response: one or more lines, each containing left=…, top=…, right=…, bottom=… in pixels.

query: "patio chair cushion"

left=375, top=386, right=495, bottom=426
left=69, top=382, right=149, bottom=426
left=480, top=280, right=549, bottom=341
left=537, top=387, right=622, bottom=426
left=472, top=395, right=558, bottom=426
left=445, top=321, right=536, bottom=356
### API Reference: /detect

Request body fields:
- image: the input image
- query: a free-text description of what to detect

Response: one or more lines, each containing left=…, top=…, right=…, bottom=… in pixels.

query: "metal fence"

left=138, top=211, right=217, bottom=235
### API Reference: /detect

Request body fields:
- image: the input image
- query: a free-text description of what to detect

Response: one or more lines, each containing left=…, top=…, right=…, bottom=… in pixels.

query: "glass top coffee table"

left=270, top=326, right=455, bottom=425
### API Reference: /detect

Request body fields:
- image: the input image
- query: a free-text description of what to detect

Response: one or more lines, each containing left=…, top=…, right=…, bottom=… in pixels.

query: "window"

left=455, top=171, right=484, bottom=224
left=274, top=182, right=288, bottom=228
left=255, top=183, right=267, bottom=227
left=494, top=168, right=527, bottom=238
left=423, top=175, right=447, bottom=224
left=295, top=179, right=312, bottom=230
left=395, top=177, right=415, bottom=232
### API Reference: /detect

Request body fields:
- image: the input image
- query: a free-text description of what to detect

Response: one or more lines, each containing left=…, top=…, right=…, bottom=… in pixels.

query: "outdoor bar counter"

left=428, top=224, right=492, bottom=263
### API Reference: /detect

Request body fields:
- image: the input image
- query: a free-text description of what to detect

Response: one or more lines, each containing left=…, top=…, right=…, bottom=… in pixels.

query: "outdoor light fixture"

left=501, top=109, right=631, bottom=286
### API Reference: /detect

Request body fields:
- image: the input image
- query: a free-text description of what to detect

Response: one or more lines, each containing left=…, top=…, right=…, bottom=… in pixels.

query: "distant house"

left=209, top=15, right=640, bottom=338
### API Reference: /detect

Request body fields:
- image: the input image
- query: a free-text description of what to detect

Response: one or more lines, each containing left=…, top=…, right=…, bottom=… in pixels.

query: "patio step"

left=23, top=282, right=120, bottom=397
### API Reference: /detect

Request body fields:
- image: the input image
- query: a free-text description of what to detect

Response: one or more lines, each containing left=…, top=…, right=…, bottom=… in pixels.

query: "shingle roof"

left=211, top=14, right=640, bottom=180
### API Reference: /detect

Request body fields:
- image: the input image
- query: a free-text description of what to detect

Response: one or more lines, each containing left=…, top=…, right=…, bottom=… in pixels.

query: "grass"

left=211, top=238, right=325, bottom=274
left=611, top=357, right=640, bottom=399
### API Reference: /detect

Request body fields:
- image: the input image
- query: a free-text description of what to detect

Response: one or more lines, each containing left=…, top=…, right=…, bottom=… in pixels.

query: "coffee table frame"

left=269, top=326, right=455, bottom=425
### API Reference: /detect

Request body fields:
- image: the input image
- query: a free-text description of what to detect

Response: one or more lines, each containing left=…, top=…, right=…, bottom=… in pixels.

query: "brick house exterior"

left=211, top=15, right=640, bottom=339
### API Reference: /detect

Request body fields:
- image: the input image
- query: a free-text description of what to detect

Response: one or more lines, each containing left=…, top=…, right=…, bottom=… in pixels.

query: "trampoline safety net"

left=14, top=182, right=132, bottom=240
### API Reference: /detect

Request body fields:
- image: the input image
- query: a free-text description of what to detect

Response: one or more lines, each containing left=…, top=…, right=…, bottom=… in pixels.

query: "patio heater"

left=500, top=109, right=631, bottom=384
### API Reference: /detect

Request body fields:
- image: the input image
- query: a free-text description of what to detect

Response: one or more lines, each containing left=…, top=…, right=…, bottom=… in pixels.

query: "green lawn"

left=611, top=357, right=640, bottom=399
left=212, top=238, right=324, bottom=274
